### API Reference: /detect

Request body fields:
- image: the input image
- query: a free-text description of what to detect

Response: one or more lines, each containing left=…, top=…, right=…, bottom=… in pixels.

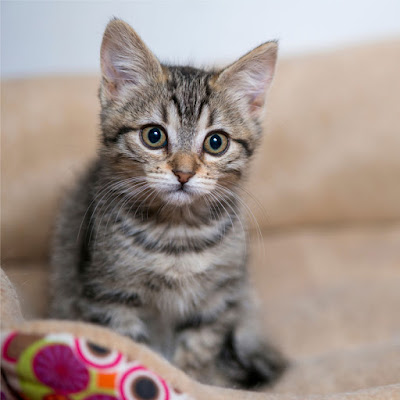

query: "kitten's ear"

left=215, top=41, right=278, bottom=119
left=100, top=18, right=163, bottom=100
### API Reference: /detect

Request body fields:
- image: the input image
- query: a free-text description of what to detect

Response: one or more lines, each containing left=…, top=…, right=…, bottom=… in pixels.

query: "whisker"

left=207, top=190, right=236, bottom=236
left=132, top=186, right=156, bottom=221
left=77, top=176, right=135, bottom=242
left=203, top=194, right=220, bottom=221
left=84, top=178, right=139, bottom=244
left=104, top=181, right=148, bottom=228
left=97, top=181, right=149, bottom=244
left=208, top=188, right=249, bottom=267
left=229, top=182, right=270, bottom=227
left=111, top=181, right=149, bottom=223
left=146, top=187, right=162, bottom=219
left=215, top=184, right=265, bottom=259
left=212, top=188, right=245, bottom=235
left=87, top=177, right=148, bottom=245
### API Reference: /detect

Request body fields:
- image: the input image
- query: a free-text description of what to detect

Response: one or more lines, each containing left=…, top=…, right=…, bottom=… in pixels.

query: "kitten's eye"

left=203, top=132, right=229, bottom=156
left=141, top=126, right=167, bottom=149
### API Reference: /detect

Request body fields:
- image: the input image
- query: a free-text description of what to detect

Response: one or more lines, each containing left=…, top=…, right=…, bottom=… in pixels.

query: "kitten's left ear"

left=215, top=41, right=278, bottom=119
left=100, top=18, right=164, bottom=100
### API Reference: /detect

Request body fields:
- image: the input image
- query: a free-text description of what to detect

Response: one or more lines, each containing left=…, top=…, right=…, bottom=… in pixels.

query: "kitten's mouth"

left=165, top=185, right=195, bottom=205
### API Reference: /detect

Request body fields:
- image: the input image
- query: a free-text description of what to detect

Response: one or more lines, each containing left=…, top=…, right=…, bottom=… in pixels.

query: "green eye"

left=203, top=132, right=229, bottom=155
left=141, top=126, right=167, bottom=149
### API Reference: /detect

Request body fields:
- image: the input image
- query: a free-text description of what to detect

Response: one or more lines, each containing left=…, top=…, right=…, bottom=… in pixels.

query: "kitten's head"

left=99, top=19, right=277, bottom=207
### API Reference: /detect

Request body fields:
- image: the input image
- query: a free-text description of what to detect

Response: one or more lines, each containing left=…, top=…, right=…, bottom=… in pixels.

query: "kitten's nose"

left=173, top=170, right=194, bottom=184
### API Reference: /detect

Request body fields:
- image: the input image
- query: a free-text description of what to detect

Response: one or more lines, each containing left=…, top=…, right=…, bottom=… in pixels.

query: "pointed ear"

left=215, top=41, right=278, bottom=119
left=100, top=18, right=163, bottom=100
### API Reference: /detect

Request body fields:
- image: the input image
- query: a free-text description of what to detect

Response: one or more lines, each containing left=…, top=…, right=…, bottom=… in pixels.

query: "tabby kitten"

left=51, top=18, right=286, bottom=389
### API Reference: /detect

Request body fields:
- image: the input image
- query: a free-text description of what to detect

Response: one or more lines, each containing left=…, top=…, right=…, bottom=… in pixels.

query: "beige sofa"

left=1, top=40, right=400, bottom=398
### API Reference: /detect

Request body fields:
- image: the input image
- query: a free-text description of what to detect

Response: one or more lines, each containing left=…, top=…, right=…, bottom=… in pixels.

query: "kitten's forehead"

left=164, top=66, right=215, bottom=148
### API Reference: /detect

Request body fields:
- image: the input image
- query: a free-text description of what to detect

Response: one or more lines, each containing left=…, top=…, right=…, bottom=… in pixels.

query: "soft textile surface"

left=1, top=40, right=400, bottom=399
left=1, top=330, right=191, bottom=400
left=1, top=269, right=400, bottom=400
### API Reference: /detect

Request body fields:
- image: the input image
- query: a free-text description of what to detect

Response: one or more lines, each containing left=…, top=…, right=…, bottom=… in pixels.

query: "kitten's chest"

left=134, top=252, right=226, bottom=315
left=96, top=214, right=246, bottom=313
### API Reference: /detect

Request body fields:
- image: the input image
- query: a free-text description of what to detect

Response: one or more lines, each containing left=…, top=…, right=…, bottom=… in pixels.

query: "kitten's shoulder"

left=55, top=158, right=102, bottom=230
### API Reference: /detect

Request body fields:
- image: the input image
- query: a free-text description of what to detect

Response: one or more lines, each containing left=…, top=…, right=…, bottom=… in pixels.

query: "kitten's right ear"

left=214, top=41, right=278, bottom=120
left=100, top=18, right=163, bottom=100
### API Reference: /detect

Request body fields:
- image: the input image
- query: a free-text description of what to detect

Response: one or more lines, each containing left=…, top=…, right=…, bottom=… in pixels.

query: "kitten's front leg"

left=173, top=321, right=228, bottom=386
left=77, top=295, right=150, bottom=343
left=173, top=317, right=287, bottom=389
left=217, top=327, right=288, bottom=389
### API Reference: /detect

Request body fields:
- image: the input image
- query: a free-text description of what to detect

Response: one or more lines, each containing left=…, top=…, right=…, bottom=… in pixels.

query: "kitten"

left=50, top=18, right=286, bottom=389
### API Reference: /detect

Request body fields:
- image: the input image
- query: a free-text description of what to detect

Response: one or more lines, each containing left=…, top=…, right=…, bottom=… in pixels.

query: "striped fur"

left=50, top=18, right=286, bottom=389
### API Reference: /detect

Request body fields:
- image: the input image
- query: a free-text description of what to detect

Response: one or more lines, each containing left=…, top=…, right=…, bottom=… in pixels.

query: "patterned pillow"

left=1, top=331, right=191, bottom=400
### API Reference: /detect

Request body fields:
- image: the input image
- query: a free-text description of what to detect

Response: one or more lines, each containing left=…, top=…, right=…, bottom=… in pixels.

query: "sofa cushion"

left=250, top=40, right=400, bottom=229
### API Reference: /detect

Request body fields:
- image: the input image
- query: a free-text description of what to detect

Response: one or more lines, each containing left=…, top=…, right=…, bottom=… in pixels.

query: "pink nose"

left=173, top=170, right=194, bottom=184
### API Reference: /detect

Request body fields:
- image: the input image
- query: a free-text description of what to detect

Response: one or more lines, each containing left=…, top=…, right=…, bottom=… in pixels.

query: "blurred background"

left=2, top=0, right=400, bottom=78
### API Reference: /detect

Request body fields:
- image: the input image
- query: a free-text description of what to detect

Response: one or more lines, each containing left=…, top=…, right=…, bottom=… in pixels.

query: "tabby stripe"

left=233, top=138, right=254, bottom=157
left=175, top=300, right=239, bottom=332
left=78, top=205, right=94, bottom=275
left=143, top=275, right=178, bottom=291
left=197, top=98, right=207, bottom=122
left=207, top=108, right=216, bottom=128
left=175, top=314, right=212, bottom=332
left=83, top=287, right=142, bottom=307
left=171, top=94, right=183, bottom=121
left=125, top=218, right=234, bottom=254
left=161, top=103, right=169, bottom=124
left=87, top=313, right=112, bottom=326
left=104, top=125, right=136, bottom=144
left=205, top=80, right=212, bottom=98
left=124, top=142, right=148, bottom=164
left=126, top=332, right=149, bottom=344
left=83, top=284, right=142, bottom=307
left=225, top=169, right=242, bottom=178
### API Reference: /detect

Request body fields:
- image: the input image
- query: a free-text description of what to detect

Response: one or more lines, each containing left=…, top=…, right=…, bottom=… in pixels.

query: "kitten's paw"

left=218, top=330, right=288, bottom=390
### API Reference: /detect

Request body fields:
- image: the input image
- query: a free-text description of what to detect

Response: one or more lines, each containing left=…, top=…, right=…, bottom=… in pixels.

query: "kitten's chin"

left=164, top=189, right=195, bottom=205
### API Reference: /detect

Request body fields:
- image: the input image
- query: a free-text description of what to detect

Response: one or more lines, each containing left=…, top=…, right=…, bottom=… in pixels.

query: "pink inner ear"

left=249, top=96, right=264, bottom=114
left=101, top=47, right=137, bottom=98
left=101, top=43, right=120, bottom=97
left=242, top=71, right=273, bottom=116
left=217, top=42, right=277, bottom=118
left=102, top=46, right=122, bottom=79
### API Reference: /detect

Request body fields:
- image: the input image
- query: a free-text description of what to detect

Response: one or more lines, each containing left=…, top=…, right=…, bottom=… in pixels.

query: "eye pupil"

left=209, top=134, right=222, bottom=150
left=203, top=132, right=229, bottom=155
left=141, top=126, right=167, bottom=149
left=148, top=128, right=161, bottom=144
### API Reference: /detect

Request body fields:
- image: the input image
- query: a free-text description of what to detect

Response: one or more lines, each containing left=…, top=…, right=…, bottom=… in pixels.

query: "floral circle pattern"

left=120, top=366, right=169, bottom=400
left=75, top=338, right=122, bottom=369
left=33, top=344, right=90, bottom=393
left=1, top=332, right=189, bottom=400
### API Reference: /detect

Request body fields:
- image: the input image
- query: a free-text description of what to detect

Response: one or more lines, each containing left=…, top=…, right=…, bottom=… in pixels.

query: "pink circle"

left=119, top=366, right=169, bottom=400
left=2, top=332, right=18, bottom=363
left=75, top=338, right=122, bottom=369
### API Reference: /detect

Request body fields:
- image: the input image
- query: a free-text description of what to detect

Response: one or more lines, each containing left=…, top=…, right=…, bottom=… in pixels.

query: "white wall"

left=2, top=0, right=400, bottom=78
